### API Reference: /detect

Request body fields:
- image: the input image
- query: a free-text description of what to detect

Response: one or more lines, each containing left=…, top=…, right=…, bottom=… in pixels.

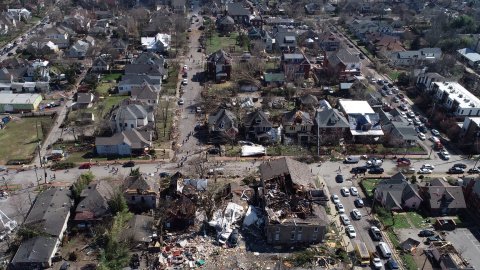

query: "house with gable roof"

left=141, top=33, right=171, bottom=53
left=374, top=172, right=422, bottom=210
left=281, top=49, right=311, bottom=81
left=69, top=40, right=89, bottom=58
left=317, top=31, right=341, bottom=51
left=91, top=57, right=109, bottom=72
left=323, top=49, right=362, bottom=81
left=244, top=109, right=274, bottom=143
left=462, top=177, right=480, bottom=220
left=282, top=109, right=313, bottom=143
left=390, top=48, right=442, bottom=66
left=314, top=108, right=350, bottom=144
left=208, top=109, right=238, bottom=142
left=207, top=50, right=233, bottom=82
left=74, top=181, right=114, bottom=226
left=419, top=178, right=466, bottom=216
left=113, top=104, right=155, bottom=132
left=124, top=174, right=160, bottom=209
left=95, top=130, right=152, bottom=156
left=226, top=2, right=253, bottom=24
left=131, top=83, right=159, bottom=104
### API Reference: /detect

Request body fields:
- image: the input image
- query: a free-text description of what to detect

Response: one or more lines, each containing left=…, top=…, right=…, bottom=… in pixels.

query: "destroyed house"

left=165, top=172, right=199, bottom=230
left=124, top=174, right=159, bottom=210
left=259, top=157, right=329, bottom=244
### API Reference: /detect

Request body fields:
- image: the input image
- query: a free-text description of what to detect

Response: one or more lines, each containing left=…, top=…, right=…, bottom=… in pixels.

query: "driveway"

left=444, top=228, right=480, bottom=269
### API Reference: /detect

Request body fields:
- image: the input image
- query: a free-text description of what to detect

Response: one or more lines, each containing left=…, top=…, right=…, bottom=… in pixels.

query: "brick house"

left=462, top=177, right=480, bottom=220
left=207, top=50, right=233, bottom=82
left=323, top=49, right=361, bottom=81
left=314, top=108, right=350, bottom=145
left=281, top=49, right=311, bottom=81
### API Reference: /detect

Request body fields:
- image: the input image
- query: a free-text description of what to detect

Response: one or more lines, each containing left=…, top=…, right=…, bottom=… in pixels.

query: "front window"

left=289, top=126, right=295, bottom=131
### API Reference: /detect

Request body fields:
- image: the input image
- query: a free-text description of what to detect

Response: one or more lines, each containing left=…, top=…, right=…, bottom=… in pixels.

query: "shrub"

left=51, top=162, right=75, bottom=170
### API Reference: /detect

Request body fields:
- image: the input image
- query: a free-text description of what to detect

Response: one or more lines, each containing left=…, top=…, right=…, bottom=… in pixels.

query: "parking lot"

left=444, top=227, right=480, bottom=269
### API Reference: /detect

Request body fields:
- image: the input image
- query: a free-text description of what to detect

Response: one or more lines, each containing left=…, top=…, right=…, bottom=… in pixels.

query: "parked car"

left=331, top=194, right=339, bottom=204
left=440, top=150, right=450, bottom=160
left=422, top=164, right=435, bottom=170
left=426, top=236, right=443, bottom=244
left=207, top=148, right=220, bottom=154
left=341, top=187, right=350, bottom=197
left=448, top=167, right=464, bottom=174
left=350, top=187, right=358, bottom=196
left=430, top=136, right=440, bottom=143
left=386, top=259, right=399, bottom=269
left=335, top=174, right=344, bottom=183
left=340, top=214, right=351, bottom=225
left=344, top=156, right=360, bottom=163
left=397, top=158, right=411, bottom=165
left=79, top=163, right=92, bottom=169
left=355, top=198, right=364, bottom=208
left=178, top=98, right=184, bottom=105
left=123, top=161, right=136, bottom=167
left=418, top=133, right=426, bottom=140
left=454, top=163, right=467, bottom=169
left=369, top=167, right=384, bottom=174
left=418, top=168, right=432, bottom=174
left=468, top=168, right=480, bottom=174
left=407, top=111, right=415, bottom=118
left=336, top=203, right=345, bottom=213
left=431, top=129, right=440, bottom=136
left=60, top=262, right=70, bottom=270
left=352, top=209, right=362, bottom=220
left=346, top=225, right=356, bottom=238
left=366, top=158, right=383, bottom=167
left=372, top=257, right=382, bottom=269
left=419, top=230, right=435, bottom=237
left=351, top=166, right=367, bottom=174
left=419, top=125, right=428, bottom=133
left=182, top=79, right=188, bottom=85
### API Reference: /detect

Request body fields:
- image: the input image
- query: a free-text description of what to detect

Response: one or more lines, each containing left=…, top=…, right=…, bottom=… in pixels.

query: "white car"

left=352, top=209, right=362, bottom=220
left=440, top=150, right=450, bottom=160
left=341, top=187, right=350, bottom=197
left=431, top=129, right=440, bottom=136
left=331, top=194, right=339, bottom=204
left=182, top=79, right=188, bottom=85
left=418, top=168, right=432, bottom=174
left=337, top=203, right=345, bottom=213
left=350, top=187, right=358, bottom=196
left=400, top=112, right=406, bottom=118
left=340, top=214, right=351, bottom=225
left=183, top=65, right=188, bottom=70
left=414, top=118, right=421, bottom=125
left=373, top=257, right=382, bottom=269
left=346, top=225, right=356, bottom=238
left=407, top=111, right=415, bottom=118
left=422, top=164, right=435, bottom=170
left=178, top=98, right=184, bottom=105
left=418, top=133, right=426, bottom=140
left=430, top=136, right=440, bottom=143
left=407, top=119, right=413, bottom=125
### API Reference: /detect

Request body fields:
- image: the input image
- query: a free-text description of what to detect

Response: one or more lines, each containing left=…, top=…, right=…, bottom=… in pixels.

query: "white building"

left=338, top=99, right=384, bottom=140
left=390, top=48, right=442, bottom=66
left=141, top=33, right=171, bottom=52
left=432, top=82, right=480, bottom=117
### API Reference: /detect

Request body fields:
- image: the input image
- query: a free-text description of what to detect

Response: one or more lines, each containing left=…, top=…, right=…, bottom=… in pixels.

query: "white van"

left=378, top=242, right=392, bottom=258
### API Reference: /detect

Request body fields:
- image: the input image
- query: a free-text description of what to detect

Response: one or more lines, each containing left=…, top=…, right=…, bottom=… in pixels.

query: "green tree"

left=129, top=167, right=140, bottom=176
left=108, top=189, right=128, bottom=215
left=236, top=33, right=250, bottom=48
left=72, top=171, right=94, bottom=201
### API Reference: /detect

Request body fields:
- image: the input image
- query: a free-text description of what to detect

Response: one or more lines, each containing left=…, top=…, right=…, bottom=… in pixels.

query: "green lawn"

left=266, top=144, right=310, bottom=156
left=406, top=211, right=434, bottom=228
left=361, top=178, right=380, bottom=197
left=392, top=214, right=411, bottom=229
left=206, top=33, right=242, bottom=55
left=97, top=82, right=117, bottom=96
left=387, top=230, right=400, bottom=247
left=101, top=73, right=122, bottom=82
left=401, top=253, right=418, bottom=270
left=0, top=117, right=52, bottom=164
left=388, top=72, right=400, bottom=81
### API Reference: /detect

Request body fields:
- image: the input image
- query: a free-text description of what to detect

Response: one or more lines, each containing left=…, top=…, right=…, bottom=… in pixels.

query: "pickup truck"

left=366, top=158, right=383, bottom=167
left=370, top=226, right=383, bottom=241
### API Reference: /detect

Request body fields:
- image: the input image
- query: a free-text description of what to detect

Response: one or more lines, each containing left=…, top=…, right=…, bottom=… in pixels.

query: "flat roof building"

left=432, top=82, right=480, bottom=117
left=0, top=92, right=42, bottom=113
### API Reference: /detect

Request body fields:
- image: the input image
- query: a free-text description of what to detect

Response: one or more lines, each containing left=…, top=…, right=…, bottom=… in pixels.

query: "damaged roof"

left=260, top=157, right=314, bottom=188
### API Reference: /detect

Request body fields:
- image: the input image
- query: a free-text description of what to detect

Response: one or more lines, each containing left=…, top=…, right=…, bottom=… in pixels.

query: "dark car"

left=355, top=198, right=364, bottom=208
left=228, top=229, right=239, bottom=247
left=79, top=163, right=92, bottom=169
left=335, top=174, right=344, bottom=183
left=194, top=124, right=202, bottom=131
left=386, top=260, right=399, bottom=270
left=159, top=172, right=171, bottom=177
left=60, top=262, right=70, bottom=270
left=182, top=72, right=188, bottom=77
left=468, top=168, right=480, bottom=174
left=369, top=167, right=384, bottom=174
left=351, top=166, right=367, bottom=174
left=419, top=230, right=435, bottom=237
left=123, top=161, right=136, bottom=167
left=397, top=157, right=411, bottom=163
left=414, top=126, right=420, bottom=133
left=197, top=48, right=202, bottom=52
left=448, top=167, right=464, bottom=174
left=207, top=148, right=220, bottom=154
left=453, top=163, right=467, bottom=169
left=426, top=236, right=443, bottom=244
left=419, top=125, right=428, bottom=133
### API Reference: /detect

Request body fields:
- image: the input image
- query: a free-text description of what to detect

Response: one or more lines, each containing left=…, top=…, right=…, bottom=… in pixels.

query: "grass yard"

left=392, top=214, right=411, bottom=229
left=97, top=82, right=117, bottom=96
left=401, top=253, right=418, bottom=270
left=266, top=144, right=310, bottom=156
left=206, top=33, right=242, bottom=55
left=102, top=95, right=129, bottom=108
left=406, top=211, right=434, bottom=228
left=101, top=73, right=122, bottom=82
left=0, top=117, right=52, bottom=164
left=225, top=146, right=241, bottom=156
left=387, top=230, right=400, bottom=247
left=361, top=178, right=380, bottom=197
left=388, top=72, right=400, bottom=81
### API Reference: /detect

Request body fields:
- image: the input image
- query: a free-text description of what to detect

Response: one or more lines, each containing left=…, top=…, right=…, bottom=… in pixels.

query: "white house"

left=114, top=104, right=155, bottom=132
left=141, top=33, right=171, bottom=52
left=118, top=75, right=162, bottom=93
left=390, top=48, right=442, bottom=66
left=131, top=83, right=159, bottom=104
left=7, top=9, right=31, bottom=20
left=431, top=82, right=480, bottom=117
